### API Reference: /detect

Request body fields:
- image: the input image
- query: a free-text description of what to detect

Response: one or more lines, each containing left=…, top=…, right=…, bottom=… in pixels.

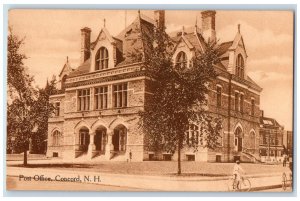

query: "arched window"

left=234, top=127, right=243, bottom=152
left=113, top=125, right=127, bottom=152
left=52, top=130, right=61, bottom=146
left=175, top=51, right=187, bottom=69
left=95, top=47, right=109, bottom=70
left=250, top=131, right=256, bottom=150
left=236, top=54, right=244, bottom=78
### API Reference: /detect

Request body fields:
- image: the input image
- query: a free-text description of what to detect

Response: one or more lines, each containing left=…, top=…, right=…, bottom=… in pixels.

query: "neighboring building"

left=283, top=130, right=293, bottom=158
left=259, top=112, right=285, bottom=162
left=47, top=10, right=262, bottom=162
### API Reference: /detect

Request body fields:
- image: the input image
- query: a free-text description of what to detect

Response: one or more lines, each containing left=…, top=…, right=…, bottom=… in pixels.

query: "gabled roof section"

left=170, top=26, right=206, bottom=55
left=229, top=31, right=248, bottom=57
left=115, top=14, right=154, bottom=67
left=59, top=57, right=74, bottom=77
left=91, top=27, right=115, bottom=50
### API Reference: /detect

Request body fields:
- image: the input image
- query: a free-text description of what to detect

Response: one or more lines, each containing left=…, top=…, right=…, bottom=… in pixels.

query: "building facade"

left=259, top=113, right=285, bottom=162
left=47, top=10, right=262, bottom=162
left=283, top=130, right=293, bottom=159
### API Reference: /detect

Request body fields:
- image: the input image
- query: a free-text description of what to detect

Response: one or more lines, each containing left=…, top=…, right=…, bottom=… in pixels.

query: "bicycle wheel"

left=227, top=178, right=237, bottom=192
left=282, top=173, right=287, bottom=190
left=240, top=178, right=251, bottom=191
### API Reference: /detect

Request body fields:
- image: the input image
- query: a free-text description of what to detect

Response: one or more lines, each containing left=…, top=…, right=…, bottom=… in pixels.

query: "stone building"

left=47, top=10, right=262, bottom=162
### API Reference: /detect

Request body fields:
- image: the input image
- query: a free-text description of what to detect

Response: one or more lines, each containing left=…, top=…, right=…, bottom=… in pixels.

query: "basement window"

left=163, top=154, right=172, bottom=161
left=186, top=155, right=195, bottom=161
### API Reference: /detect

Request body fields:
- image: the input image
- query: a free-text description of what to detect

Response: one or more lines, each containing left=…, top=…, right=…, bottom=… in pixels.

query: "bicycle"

left=228, top=175, right=251, bottom=192
left=282, top=172, right=292, bottom=191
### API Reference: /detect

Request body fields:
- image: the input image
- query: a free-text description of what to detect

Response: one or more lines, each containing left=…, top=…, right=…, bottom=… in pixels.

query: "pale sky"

left=8, top=9, right=294, bottom=130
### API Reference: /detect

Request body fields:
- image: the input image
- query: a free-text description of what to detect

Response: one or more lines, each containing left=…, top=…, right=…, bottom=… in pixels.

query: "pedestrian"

left=283, top=153, right=287, bottom=167
left=129, top=150, right=132, bottom=162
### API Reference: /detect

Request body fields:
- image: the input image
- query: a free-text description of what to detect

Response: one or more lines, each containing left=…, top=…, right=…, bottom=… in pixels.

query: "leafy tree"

left=7, top=29, right=58, bottom=164
left=31, top=77, right=57, bottom=154
left=140, top=25, right=222, bottom=174
left=7, top=28, right=38, bottom=165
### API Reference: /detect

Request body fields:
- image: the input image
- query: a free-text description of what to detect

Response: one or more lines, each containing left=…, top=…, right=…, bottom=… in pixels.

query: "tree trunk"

left=23, top=149, right=27, bottom=166
left=177, top=139, right=181, bottom=175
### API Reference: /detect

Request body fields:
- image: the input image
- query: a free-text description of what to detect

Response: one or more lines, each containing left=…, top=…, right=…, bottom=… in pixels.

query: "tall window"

left=251, top=99, right=255, bottom=116
left=95, top=47, right=109, bottom=70
left=52, top=130, right=61, bottom=146
left=236, top=54, right=244, bottom=78
left=113, top=83, right=128, bottom=108
left=186, top=124, right=200, bottom=145
left=95, top=86, right=108, bottom=110
left=54, top=102, right=60, bottom=116
left=175, top=51, right=187, bottom=69
left=78, top=89, right=90, bottom=111
left=234, top=92, right=239, bottom=111
left=240, top=93, right=244, bottom=113
left=216, top=86, right=222, bottom=107
left=79, top=128, right=89, bottom=150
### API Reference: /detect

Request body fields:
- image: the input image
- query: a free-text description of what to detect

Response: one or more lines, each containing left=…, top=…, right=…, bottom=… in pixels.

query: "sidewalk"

left=6, top=166, right=287, bottom=191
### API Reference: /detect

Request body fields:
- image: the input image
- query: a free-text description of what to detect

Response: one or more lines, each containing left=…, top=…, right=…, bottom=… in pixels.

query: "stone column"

left=105, top=131, right=114, bottom=160
left=87, top=133, right=96, bottom=159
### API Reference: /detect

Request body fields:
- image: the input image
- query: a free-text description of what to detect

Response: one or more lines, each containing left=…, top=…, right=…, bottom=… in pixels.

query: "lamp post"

left=268, top=129, right=271, bottom=161
left=275, top=129, right=278, bottom=161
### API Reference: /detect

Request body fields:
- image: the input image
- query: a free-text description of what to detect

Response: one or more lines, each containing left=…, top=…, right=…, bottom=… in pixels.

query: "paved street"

left=6, top=156, right=293, bottom=192
left=7, top=156, right=289, bottom=176
left=6, top=165, right=291, bottom=192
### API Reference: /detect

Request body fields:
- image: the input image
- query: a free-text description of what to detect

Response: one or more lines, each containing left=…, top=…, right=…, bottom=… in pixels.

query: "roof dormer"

left=172, top=27, right=195, bottom=69
left=227, top=24, right=248, bottom=79
left=90, top=23, right=122, bottom=72
left=58, top=56, right=74, bottom=90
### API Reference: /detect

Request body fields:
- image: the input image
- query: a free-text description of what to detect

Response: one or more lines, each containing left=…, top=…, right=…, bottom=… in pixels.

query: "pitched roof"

left=246, top=75, right=263, bottom=91
left=170, top=26, right=206, bottom=54
left=59, top=58, right=74, bottom=77
left=68, top=58, right=91, bottom=77
left=115, top=15, right=154, bottom=67
left=218, top=41, right=233, bottom=57
left=260, top=116, right=283, bottom=128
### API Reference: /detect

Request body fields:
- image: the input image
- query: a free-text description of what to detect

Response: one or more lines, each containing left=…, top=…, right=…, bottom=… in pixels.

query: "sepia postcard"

left=6, top=8, right=294, bottom=192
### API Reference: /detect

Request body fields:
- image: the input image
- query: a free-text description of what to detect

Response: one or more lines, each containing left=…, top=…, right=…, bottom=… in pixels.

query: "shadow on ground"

left=8, top=163, right=93, bottom=169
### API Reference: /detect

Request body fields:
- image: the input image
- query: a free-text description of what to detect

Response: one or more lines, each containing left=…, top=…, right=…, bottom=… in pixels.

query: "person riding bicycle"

left=232, top=160, right=245, bottom=188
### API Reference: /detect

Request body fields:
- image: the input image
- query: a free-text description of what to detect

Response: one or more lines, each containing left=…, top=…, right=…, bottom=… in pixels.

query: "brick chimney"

left=201, top=10, right=216, bottom=43
left=80, top=27, right=91, bottom=64
left=154, top=10, right=165, bottom=31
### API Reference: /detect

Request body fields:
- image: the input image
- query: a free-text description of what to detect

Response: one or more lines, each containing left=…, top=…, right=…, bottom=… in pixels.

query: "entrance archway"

left=79, top=127, right=90, bottom=152
left=112, top=125, right=127, bottom=151
left=234, top=127, right=243, bottom=152
left=94, top=127, right=107, bottom=152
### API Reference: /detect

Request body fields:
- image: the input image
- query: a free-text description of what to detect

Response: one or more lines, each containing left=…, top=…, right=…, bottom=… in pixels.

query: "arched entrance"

left=94, top=127, right=107, bottom=152
left=79, top=127, right=90, bottom=152
left=234, top=127, right=243, bottom=152
left=112, top=125, right=127, bottom=152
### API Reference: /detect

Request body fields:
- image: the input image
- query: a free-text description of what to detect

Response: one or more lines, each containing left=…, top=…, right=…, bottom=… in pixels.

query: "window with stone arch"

left=175, top=51, right=187, bottom=69
left=95, top=47, right=109, bottom=70
left=234, top=126, right=243, bottom=152
left=249, top=131, right=256, bottom=150
left=52, top=130, right=61, bottom=146
left=236, top=54, right=244, bottom=78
